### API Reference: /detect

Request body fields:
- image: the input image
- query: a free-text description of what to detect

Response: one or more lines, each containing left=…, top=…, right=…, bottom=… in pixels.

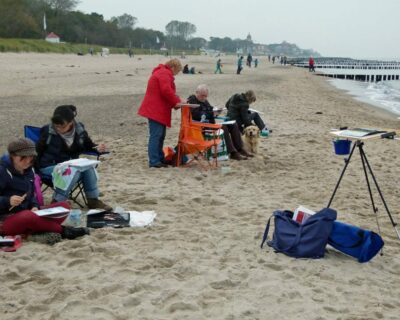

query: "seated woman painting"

left=0, top=138, right=89, bottom=243
left=187, top=84, right=253, bottom=160
left=36, top=105, right=111, bottom=211
left=225, top=90, right=269, bottom=134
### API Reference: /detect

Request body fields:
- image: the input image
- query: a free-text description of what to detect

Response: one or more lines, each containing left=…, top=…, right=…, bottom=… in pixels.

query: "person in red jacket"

left=309, top=56, right=315, bottom=72
left=138, top=59, right=183, bottom=168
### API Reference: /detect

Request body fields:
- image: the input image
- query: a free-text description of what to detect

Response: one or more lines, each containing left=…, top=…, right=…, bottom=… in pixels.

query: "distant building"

left=45, top=32, right=60, bottom=43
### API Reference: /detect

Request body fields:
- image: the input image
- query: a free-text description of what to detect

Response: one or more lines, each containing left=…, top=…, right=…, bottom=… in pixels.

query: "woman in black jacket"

left=0, top=138, right=88, bottom=241
left=36, top=105, right=111, bottom=210
left=226, top=90, right=268, bottom=133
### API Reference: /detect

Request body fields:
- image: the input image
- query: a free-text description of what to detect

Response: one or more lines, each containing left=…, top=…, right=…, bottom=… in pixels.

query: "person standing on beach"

left=138, top=59, right=183, bottom=168
left=237, top=56, right=244, bottom=74
left=309, top=56, right=315, bottom=72
left=225, top=90, right=269, bottom=134
left=215, top=59, right=223, bottom=74
left=247, top=53, right=253, bottom=67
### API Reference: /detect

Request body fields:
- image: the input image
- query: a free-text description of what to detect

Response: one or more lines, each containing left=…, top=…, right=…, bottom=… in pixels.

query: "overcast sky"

left=77, top=0, right=400, bottom=59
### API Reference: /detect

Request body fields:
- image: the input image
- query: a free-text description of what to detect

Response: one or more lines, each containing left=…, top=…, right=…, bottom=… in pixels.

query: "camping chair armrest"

left=82, top=150, right=110, bottom=160
left=190, top=122, right=222, bottom=130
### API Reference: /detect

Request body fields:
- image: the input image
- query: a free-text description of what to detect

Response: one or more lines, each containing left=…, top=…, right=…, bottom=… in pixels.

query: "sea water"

left=328, top=79, right=400, bottom=116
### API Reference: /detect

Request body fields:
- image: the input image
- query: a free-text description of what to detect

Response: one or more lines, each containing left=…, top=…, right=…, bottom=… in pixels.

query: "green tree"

left=110, top=13, right=137, bottom=30
left=45, top=0, right=80, bottom=13
left=0, top=0, right=41, bottom=38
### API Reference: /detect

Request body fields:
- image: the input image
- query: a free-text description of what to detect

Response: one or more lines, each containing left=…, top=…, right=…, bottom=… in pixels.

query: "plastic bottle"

left=261, top=129, right=269, bottom=137
left=68, top=209, right=81, bottom=227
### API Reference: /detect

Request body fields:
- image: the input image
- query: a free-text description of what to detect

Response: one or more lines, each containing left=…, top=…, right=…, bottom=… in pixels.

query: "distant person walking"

left=137, top=59, right=183, bottom=168
left=246, top=53, right=253, bottom=67
left=309, top=56, right=315, bottom=72
left=254, top=58, right=258, bottom=68
left=237, top=56, right=244, bottom=74
left=215, top=59, right=223, bottom=74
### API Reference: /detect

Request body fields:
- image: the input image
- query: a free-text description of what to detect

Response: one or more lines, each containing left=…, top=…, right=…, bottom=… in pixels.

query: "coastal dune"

left=1, top=53, right=400, bottom=319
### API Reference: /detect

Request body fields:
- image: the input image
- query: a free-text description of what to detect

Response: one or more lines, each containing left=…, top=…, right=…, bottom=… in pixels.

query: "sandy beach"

left=1, top=53, right=400, bottom=320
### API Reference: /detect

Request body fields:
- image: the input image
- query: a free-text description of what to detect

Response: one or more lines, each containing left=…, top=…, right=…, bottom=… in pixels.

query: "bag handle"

left=260, top=215, right=272, bottom=248
left=261, top=212, right=302, bottom=251
left=279, top=224, right=303, bottom=253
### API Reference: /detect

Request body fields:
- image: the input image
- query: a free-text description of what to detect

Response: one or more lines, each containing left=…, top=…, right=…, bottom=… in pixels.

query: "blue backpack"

left=261, top=208, right=337, bottom=259
left=328, top=221, right=384, bottom=263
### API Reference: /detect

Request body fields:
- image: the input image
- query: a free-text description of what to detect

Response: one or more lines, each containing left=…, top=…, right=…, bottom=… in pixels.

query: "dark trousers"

left=237, top=112, right=266, bottom=132
left=222, top=123, right=243, bottom=154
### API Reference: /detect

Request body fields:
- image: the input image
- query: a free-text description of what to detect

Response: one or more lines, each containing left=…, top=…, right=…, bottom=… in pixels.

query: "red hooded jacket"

left=137, top=64, right=181, bottom=127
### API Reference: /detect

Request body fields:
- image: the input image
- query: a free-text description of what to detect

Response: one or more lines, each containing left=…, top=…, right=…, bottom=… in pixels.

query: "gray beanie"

left=7, top=138, right=37, bottom=157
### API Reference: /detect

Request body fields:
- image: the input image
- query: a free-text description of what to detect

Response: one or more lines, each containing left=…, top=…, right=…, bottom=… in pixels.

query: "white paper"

left=86, top=209, right=107, bottom=216
left=176, top=103, right=200, bottom=108
left=249, top=108, right=264, bottom=115
left=128, top=211, right=157, bottom=227
left=293, top=206, right=315, bottom=224
left=34, top=206, right=70, bottom=217
left=62, top=158, right=100, bottom=168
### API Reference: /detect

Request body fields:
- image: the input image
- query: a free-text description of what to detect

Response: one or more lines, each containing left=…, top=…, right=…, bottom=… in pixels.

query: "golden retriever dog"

left=242, top=125, right=260, bottom=154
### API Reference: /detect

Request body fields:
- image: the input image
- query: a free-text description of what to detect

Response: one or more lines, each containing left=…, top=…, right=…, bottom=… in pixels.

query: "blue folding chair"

left=24, top=125, right=105, bottom=208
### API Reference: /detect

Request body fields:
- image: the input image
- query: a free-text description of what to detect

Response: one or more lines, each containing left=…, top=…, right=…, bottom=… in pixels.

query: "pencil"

left=9, top=193, right=27, bottom=211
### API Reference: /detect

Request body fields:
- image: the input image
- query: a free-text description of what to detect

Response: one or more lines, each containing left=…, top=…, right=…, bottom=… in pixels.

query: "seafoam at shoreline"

left=328, top=78, right=400, bottom=117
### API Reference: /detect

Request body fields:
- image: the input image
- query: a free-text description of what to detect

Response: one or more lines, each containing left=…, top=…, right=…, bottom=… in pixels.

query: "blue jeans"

left=148, top=119, right=166, bottom=167
left=41, top=165, right=99, bottom=201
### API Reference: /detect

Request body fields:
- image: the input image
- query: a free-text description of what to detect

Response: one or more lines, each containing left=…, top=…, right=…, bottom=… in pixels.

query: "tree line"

left=0, top=0, right=320, bottom=56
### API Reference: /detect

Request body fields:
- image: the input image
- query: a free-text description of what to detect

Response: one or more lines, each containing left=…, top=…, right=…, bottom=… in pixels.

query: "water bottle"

left=68, top=209, right=81, bottom=227
left=261, top=129, right=269, bottom=137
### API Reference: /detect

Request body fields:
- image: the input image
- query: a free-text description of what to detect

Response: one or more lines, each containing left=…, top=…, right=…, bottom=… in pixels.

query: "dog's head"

left=243, top=125, right=260, bottom=138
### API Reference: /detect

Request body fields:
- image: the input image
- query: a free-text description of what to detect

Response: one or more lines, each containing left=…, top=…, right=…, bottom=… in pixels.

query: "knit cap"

left=7, top=138, right=37, bottom=156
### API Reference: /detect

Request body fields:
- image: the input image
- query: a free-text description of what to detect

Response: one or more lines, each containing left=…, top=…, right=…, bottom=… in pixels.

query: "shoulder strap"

left=261, top=215, right=273, bottom=248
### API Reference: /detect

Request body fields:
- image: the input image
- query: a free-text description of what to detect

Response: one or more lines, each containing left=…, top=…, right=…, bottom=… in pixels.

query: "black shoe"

left=61, top=226, right=90, bottom=240
left=161, top=159, right=172, bottom=166
left=239, top=149, right=254, bottom=158
left=151, top=163, right=168, bottom=168
left=230, top=152, right=245, bottom=161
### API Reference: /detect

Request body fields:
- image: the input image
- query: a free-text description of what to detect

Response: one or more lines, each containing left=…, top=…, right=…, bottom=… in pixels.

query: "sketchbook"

left=335, top=128, right=387, bottom=138
left=62, top=158, right=100, bottom=168
left=249, top=108, right=265, bottom=115
left=34, top=206, right=70, bottom=217
left=176, top=103, right=200, bottom=108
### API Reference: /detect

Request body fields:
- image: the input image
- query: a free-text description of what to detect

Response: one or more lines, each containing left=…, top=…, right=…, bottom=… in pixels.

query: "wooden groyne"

left=290, top=58, right=400, bottom=82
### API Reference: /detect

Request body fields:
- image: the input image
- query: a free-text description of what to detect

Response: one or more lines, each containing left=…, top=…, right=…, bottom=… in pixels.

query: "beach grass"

left=0, top=38, right=200, bottom=55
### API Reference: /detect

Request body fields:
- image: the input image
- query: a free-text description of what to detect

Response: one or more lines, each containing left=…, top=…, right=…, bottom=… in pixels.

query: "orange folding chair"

left=175, top=105, right=222, bottom=169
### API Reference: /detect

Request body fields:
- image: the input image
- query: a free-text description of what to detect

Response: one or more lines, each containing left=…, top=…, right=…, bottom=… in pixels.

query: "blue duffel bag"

left=328, top=221, right=384, bottom=263
left=261, top=208, right=337, bottom=259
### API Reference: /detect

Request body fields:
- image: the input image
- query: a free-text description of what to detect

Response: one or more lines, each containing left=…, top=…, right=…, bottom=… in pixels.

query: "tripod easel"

left=327, top=133, right=400, bottom=240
